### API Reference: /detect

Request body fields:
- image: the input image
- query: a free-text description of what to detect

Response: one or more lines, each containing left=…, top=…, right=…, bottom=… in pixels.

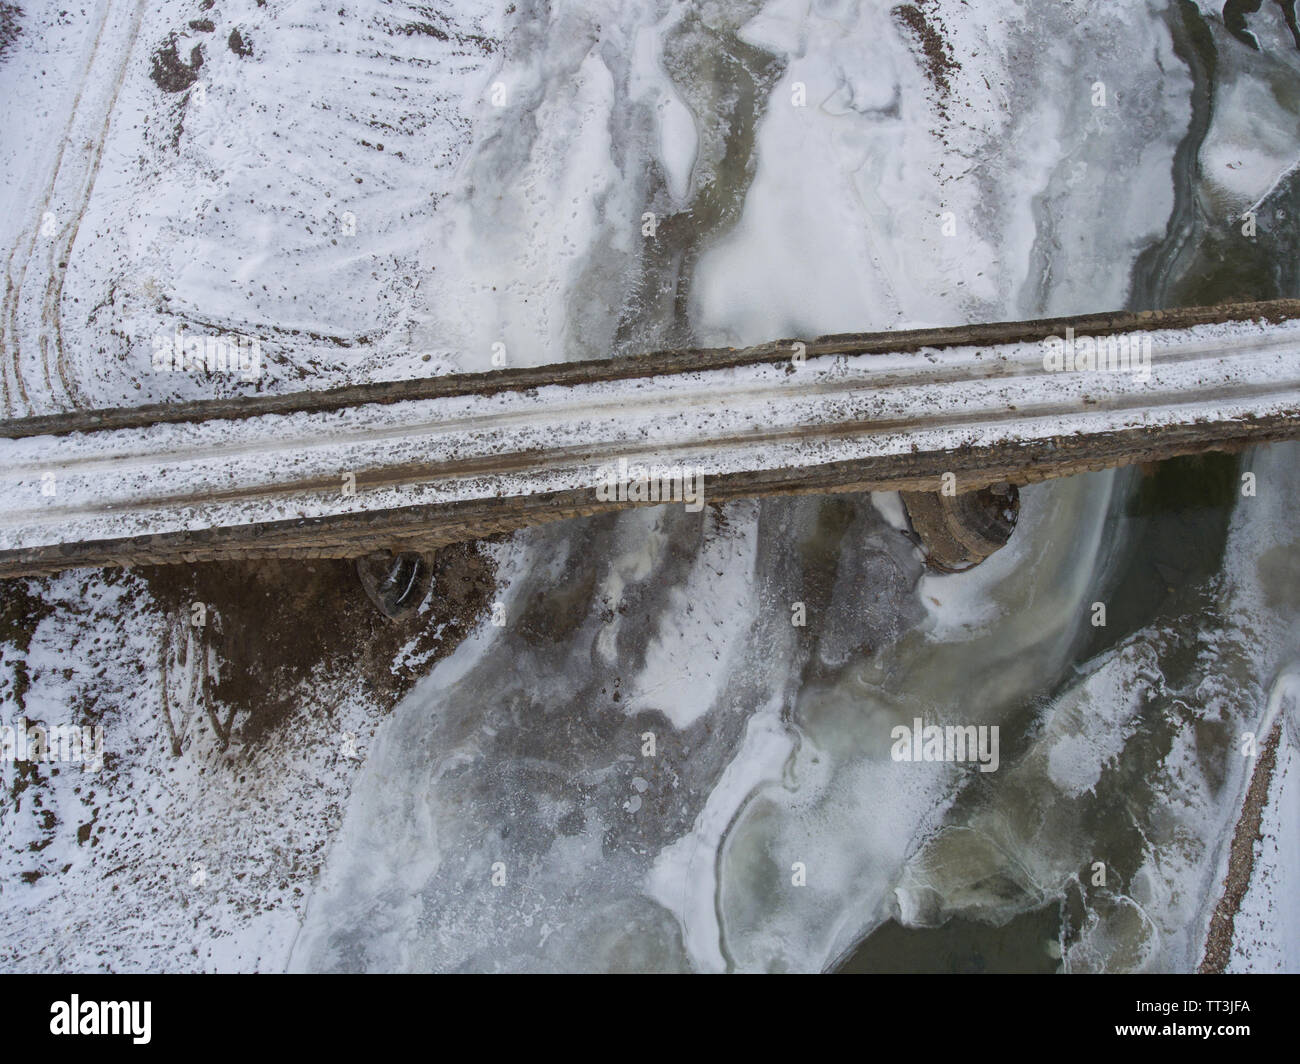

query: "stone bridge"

left=2, top=300, right=1298, bottom=595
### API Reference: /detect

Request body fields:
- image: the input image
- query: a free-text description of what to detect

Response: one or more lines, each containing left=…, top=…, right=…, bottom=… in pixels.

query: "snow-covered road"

left=3, top=305, right=1300, bottom=573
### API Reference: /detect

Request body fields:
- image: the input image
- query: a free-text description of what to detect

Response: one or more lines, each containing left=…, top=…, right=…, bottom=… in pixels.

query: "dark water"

left=831, top=454, right=1244, bottom=974
left=835, top=905, right=1062, bottom=974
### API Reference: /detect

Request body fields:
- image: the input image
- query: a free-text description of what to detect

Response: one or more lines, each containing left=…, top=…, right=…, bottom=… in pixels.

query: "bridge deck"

left=2, top=300, right=1299, bottom=577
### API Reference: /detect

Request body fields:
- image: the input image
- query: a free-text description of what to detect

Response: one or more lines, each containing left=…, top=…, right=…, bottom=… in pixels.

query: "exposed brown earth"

left=0, top=3, right=21, bottom=60
left=138, top=541, right=497, bottom=741
left=0, top=540, right=497, bottom=749
left=891, top=2, right=961, bottom=113
left=149, top=33, right=203, bottom=93
left=1199, top=722, right=1282, bottom=973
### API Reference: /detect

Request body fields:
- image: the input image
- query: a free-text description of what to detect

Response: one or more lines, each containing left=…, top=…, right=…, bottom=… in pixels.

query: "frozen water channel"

left=289, top=0, right=1300, bottom=971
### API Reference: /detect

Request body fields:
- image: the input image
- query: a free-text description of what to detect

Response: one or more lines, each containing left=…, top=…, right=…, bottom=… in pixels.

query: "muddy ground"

left=1, top=541, right=497, bottom=755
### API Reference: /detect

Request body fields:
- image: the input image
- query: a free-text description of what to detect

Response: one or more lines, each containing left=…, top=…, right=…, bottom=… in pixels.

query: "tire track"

left=46, top=0, right=150, bottom=410
left=6, top=370, right=1300, bottom=535
left=2, top=0, right=117, bottom=413
left=1, top=0, right=146, bottom=416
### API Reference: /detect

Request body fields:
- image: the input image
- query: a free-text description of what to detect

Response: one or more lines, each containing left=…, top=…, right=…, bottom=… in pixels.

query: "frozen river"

left=287, top=0, right=1300, bottom=972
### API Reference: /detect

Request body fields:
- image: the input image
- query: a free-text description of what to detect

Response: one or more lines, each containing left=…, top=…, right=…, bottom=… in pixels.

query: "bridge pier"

left=900, top=484, right=1020, bottom=573
left=355, top=551, right=433, bottom=621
